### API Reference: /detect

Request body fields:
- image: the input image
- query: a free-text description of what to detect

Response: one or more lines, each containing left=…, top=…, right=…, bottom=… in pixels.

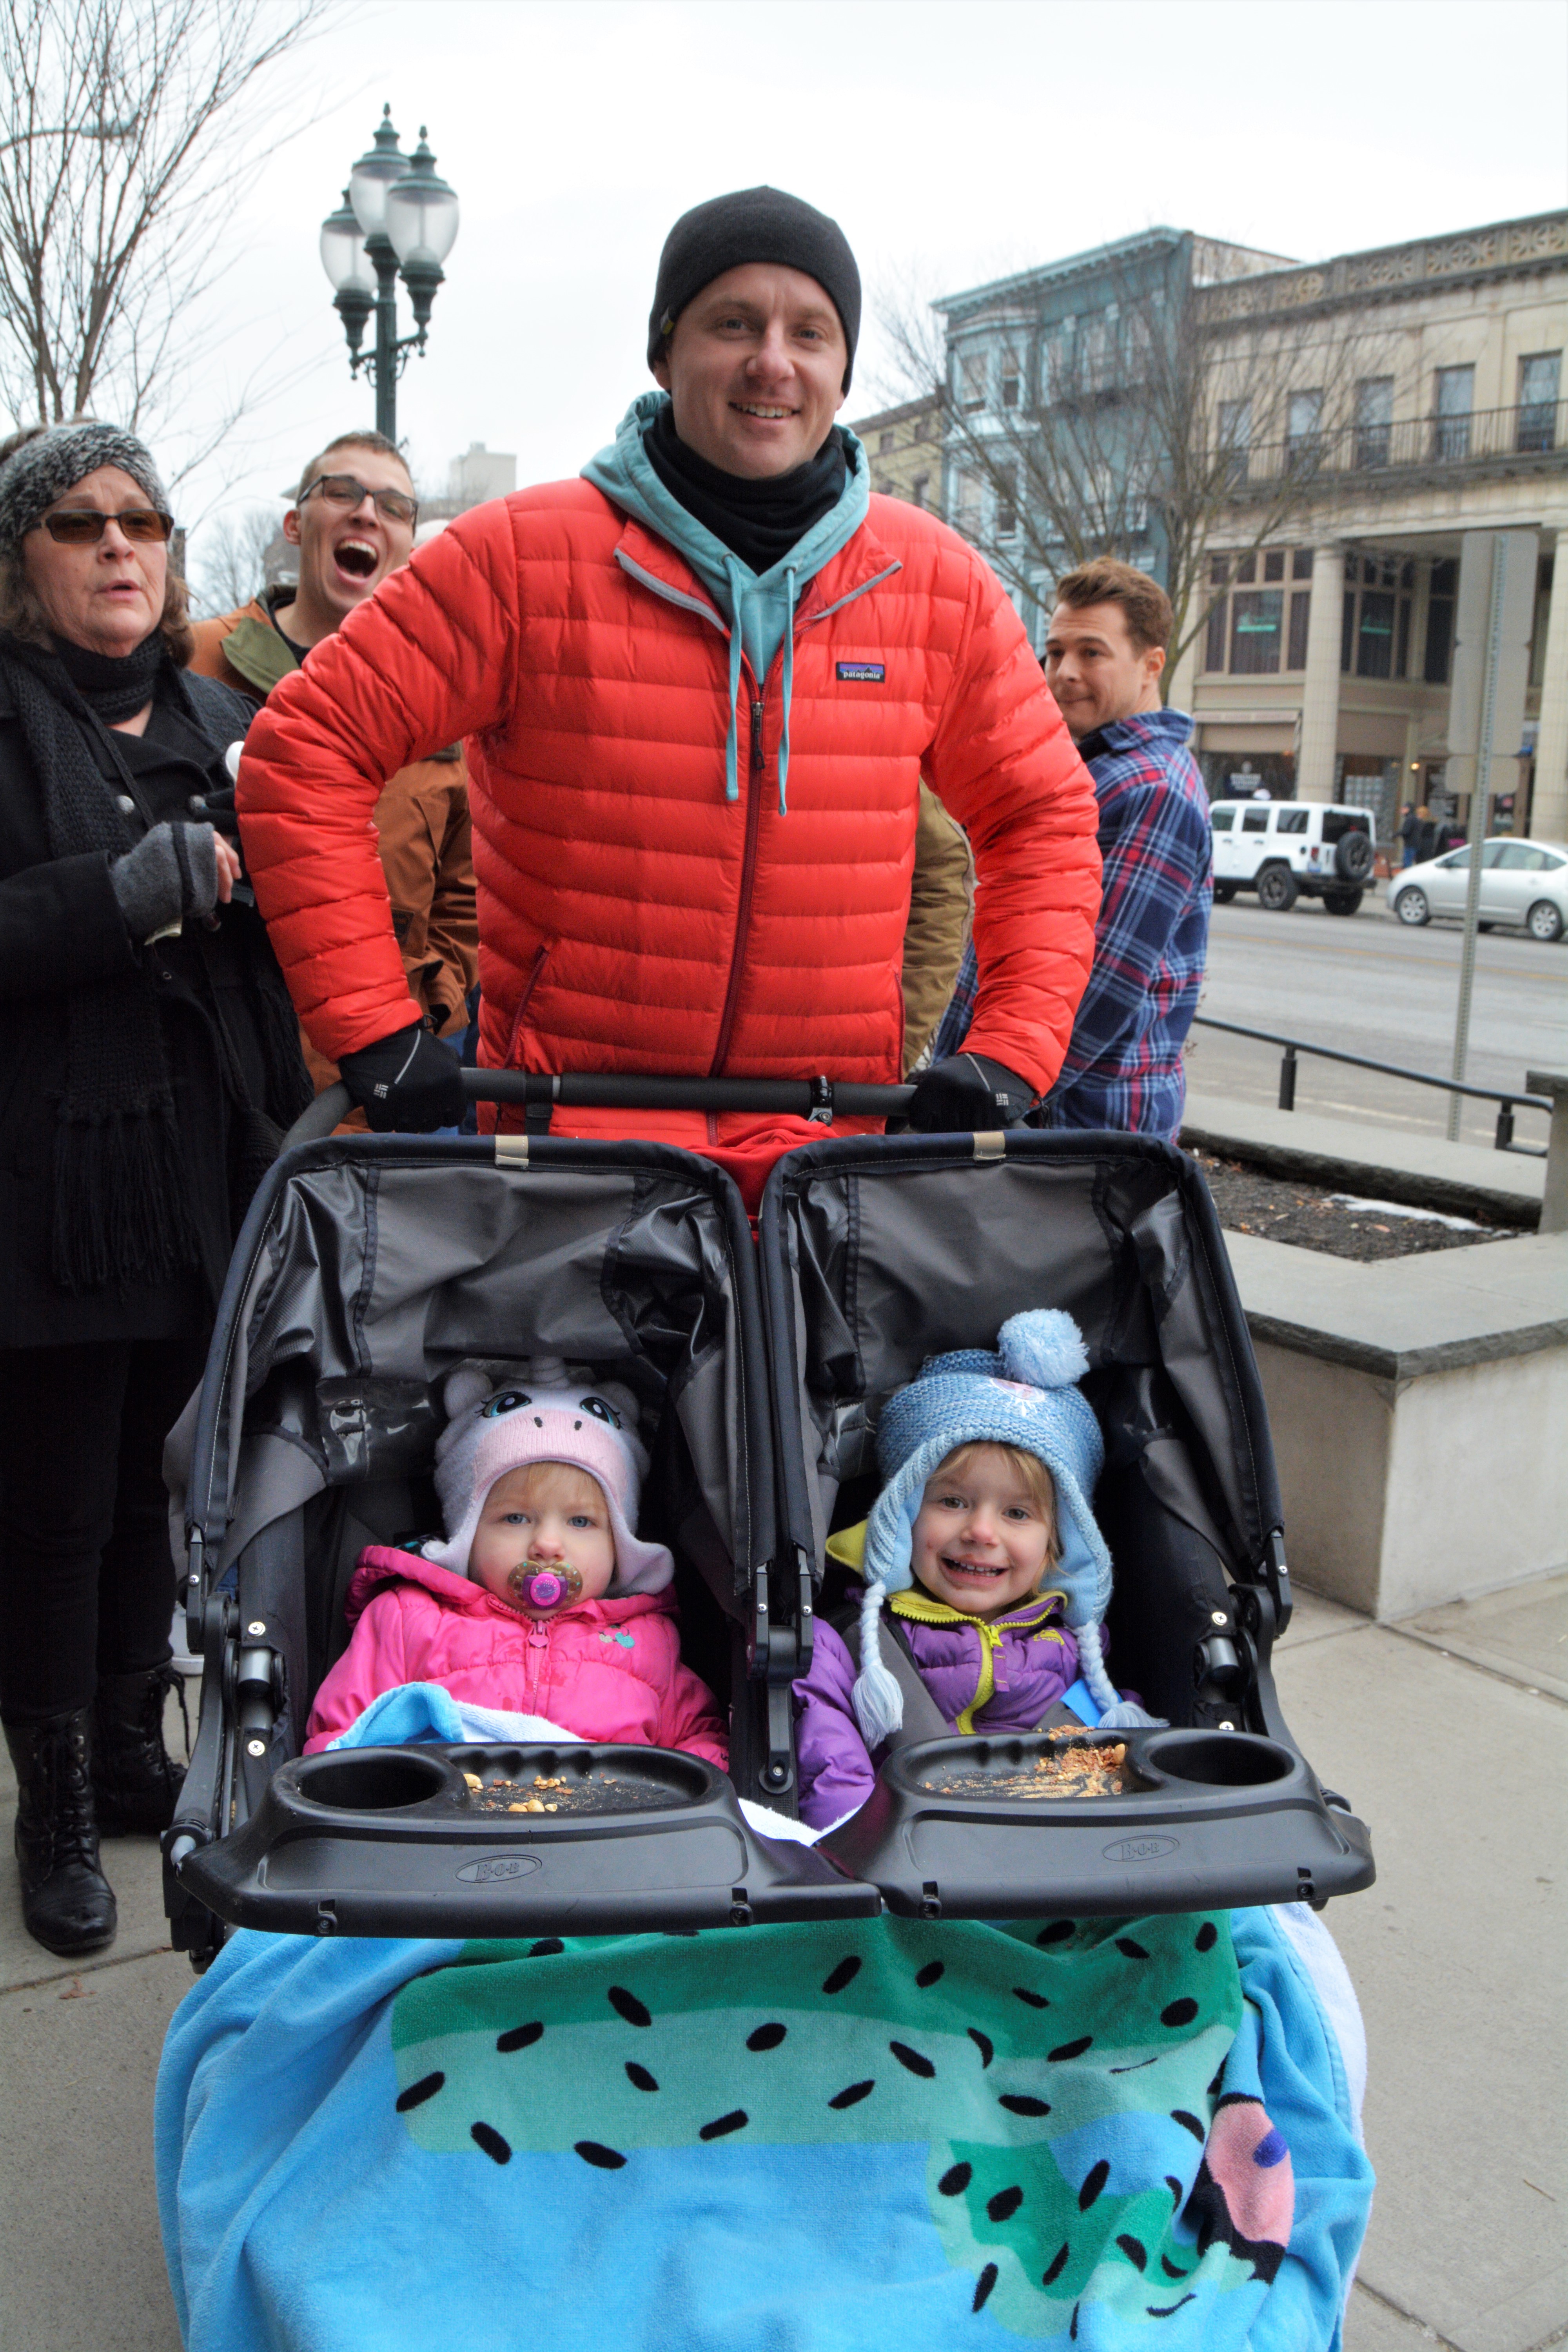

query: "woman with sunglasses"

left=0, top=421, right=310, bottom=1956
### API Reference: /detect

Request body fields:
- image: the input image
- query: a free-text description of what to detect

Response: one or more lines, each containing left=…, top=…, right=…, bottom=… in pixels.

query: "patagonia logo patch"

left=837, top=660, right=885, bottom=682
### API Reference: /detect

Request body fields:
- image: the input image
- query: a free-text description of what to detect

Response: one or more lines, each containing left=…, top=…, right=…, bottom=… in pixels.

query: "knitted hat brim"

left=426, top=1396, right=672, bottom=1596
left=862, top=1423, right=1110, bottom=1632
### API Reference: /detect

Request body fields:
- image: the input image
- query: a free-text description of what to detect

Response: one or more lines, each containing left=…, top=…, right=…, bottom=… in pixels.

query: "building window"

left=1424, top=558, right=1457, bottom=683
left=1354, top=376, right=1393, bottom=469
left=1205, top=550, right=1313, bottom=673
left=878, top=430, right=895, bottom=455
left=1340, top=553, right=1414, bottom=680
left=1286, top=389, right=1323, bottom=471
left=1433, top=365, right=1474, bottom=461
left=1356, top=591, right=1396, bottom=679
left=1518, top=351, right=1561, bottom=453
left=1231, top=590, right=1284, bottom=675
left=1001, top=368, right=1021, bottom=410
left=1218, top=398, right=1251, bottom=487
left=1287, top=589, right=1311, bottom=669
left=913, top=415, right=931, bottom=443
left=911, top=474, right=929, bottom=510
left=995, top=466, right=1018, bottom=539
left=958, top=353, right=986, bottom=415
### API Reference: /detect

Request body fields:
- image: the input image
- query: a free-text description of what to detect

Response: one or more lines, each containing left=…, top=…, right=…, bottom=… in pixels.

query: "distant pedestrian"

left=1398, top=803, right=1420, bottom=867
left=189, top=431, right=477, bottom=1107
left=1413, top=803, right=1438, bottom=863
left=933, top=559, right=1210, bottom=1144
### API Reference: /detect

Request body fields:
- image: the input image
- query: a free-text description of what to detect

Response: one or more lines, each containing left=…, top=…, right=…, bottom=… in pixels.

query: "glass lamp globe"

left=319, top=190, right=370, bottom=292
left=347, top=103, right=407, bottom=238
left=385, top=130, right=460, bottom=268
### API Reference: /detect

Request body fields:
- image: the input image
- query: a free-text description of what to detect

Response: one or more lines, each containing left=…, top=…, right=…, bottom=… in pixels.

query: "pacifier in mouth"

left=508, top=1562, right=583, bottom=1611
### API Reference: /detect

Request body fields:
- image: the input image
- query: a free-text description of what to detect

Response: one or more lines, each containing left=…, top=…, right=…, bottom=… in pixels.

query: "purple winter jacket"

left=792, top=1582, right=1080, bottom=1830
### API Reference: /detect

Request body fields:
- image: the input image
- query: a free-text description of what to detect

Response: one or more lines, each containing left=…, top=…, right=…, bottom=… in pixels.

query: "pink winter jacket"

left=302, top=1546, right=729, bottom=1766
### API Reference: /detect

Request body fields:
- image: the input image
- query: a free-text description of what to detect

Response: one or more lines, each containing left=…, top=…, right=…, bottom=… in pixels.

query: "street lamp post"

left=319, top=104, right=459, bottom=443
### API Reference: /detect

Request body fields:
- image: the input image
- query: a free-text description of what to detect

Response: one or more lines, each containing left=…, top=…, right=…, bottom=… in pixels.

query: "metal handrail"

left=1190, top=1014, right=1551, bottom=1155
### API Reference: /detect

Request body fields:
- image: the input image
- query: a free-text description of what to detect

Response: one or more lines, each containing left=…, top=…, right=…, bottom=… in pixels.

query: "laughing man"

left=190, top=432, right=477, bottom=1085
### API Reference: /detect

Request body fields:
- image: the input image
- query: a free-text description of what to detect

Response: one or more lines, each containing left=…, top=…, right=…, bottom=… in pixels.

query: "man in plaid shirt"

left=933, top=559, right=1210, bottom=1143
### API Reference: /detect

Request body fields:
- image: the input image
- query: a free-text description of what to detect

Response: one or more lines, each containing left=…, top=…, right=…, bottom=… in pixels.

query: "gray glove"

left=109, top=822, right=219, bottom=943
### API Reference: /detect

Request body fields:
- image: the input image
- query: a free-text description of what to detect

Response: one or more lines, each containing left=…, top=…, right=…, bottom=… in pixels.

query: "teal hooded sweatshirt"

left=582, top=390, right=872, bottom=812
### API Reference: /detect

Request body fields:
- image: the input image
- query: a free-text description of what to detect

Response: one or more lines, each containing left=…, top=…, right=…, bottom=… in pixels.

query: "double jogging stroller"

left=162, top=1076, right=1374, bottom=1966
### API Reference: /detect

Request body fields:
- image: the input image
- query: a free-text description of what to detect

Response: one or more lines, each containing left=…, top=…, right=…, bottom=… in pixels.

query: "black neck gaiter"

left=645, top=401, right=847, bottom=576
left=53, top=630, right=165, bottom=724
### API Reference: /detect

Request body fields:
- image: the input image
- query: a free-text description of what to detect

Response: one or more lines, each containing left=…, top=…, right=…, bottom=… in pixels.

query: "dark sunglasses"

left=300, top=472, right=418, bottom=527
left=38, top=506, right=175, bottom=545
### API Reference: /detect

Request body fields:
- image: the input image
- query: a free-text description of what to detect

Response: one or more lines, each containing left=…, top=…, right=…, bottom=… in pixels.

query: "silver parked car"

left=1388, top=837, right=1568, bottom=941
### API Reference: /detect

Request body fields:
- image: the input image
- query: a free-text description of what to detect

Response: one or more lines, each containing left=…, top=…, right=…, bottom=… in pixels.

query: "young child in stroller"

left=793, top=1309, right=1157, bottom=1828
left=303, top=1368, right=728, bottom=1765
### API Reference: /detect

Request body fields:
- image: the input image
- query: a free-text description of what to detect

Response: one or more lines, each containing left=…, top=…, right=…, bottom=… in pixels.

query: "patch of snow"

left=1327, top=1194, right=1491, bottom=1232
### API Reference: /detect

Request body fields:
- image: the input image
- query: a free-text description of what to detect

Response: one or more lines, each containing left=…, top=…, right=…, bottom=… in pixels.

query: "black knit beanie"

left=648, top=186, right=861, bottom=391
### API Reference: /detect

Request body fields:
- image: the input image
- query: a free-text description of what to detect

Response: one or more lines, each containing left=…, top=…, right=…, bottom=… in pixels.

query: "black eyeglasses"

left=38, top=507, right=175, bottom=545
left=300, top=473, right=418, bottom=527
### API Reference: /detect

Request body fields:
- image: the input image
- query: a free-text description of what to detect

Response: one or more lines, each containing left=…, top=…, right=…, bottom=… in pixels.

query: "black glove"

left=906, top=1052, right=1037, bottom=1132
left=188, top=783, right=241, bottom=845
left=109, top=821, right=218, bottom=943
left=338, top=1021, right=465, bottom=1133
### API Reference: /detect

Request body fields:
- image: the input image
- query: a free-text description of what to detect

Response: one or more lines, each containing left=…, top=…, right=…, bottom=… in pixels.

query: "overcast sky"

left=179, top=0, right=1568, bottom=560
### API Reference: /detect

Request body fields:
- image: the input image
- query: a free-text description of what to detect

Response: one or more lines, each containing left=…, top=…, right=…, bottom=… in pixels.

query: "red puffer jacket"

left=237, top=484, right=1099, bottom=1183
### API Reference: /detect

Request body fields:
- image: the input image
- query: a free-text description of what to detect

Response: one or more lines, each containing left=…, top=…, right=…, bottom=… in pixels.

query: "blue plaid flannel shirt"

left=933, top=708, right=1211, bottom=1143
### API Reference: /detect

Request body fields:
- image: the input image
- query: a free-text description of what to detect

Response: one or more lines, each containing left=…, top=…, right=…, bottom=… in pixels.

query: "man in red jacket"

left=237, top=187, right=1100, bottom=1201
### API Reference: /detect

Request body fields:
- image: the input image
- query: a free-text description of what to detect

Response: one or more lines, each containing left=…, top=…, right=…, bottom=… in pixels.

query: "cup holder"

left=1141, top=1731, right=1294, bottom=1789
left=294, top=1750, right=452, bottom=1812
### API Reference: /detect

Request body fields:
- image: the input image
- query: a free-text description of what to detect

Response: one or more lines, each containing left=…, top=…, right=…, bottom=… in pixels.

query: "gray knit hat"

left=0, top=422, right=169, bottom=558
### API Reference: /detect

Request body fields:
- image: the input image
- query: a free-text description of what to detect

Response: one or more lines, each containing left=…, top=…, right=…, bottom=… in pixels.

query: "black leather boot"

left=5, top=1713, right=118, bottom=1956
left=92, top=1664, right=185, bottom=1835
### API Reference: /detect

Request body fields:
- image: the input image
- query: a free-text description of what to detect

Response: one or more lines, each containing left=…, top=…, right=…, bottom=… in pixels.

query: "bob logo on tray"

left=1102, top=1835, right=1179, bottom=1862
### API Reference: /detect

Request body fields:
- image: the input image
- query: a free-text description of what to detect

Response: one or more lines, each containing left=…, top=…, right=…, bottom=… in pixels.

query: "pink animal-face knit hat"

left=423, top=1382, right=674, bottom=1596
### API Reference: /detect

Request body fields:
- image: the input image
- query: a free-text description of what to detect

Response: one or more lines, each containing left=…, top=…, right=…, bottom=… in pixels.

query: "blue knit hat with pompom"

left=850, top=1308, right=1161, bottom=1744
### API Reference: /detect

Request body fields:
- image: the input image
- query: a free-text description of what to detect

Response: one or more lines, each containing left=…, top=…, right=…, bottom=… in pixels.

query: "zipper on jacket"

left=501, top=940, right=553, bottom=1070
left=709, top=693, right=766, bottom=1077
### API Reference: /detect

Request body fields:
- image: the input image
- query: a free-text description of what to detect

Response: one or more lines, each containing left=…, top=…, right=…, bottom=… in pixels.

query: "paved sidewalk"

left=1, top=1587, right=1563, bottom=2352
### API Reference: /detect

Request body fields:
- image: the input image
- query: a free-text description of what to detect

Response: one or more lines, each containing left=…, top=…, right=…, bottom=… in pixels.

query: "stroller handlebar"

left=283, top=1069, right=916, bottom=1149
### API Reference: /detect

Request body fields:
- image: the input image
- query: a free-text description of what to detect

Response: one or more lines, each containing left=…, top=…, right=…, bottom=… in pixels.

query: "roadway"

left=1190, top=891, right=1568, bottom=1152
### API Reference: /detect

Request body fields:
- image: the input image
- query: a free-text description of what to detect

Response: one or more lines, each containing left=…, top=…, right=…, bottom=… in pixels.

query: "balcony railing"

left=1217, top=399, right=1566, bottom=489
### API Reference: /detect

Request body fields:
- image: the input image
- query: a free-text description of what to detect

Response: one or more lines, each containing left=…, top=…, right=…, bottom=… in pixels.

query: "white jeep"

left=1209, top=798, right=1376, bottom=914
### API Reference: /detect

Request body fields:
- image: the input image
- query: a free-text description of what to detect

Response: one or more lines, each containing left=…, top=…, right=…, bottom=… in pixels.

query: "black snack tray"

left=819, top=1727, right=1374, bottom=1919
left=179, top=1742, right=882, bottom=1939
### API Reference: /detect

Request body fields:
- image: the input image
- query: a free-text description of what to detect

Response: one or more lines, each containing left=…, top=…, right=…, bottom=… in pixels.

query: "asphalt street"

left=1189, top=892, right=1568, bottom=1152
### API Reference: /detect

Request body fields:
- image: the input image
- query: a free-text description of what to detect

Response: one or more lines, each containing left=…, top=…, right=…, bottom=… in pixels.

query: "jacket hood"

left=581, top=389, right=870, bottom=811
left=346, top=1544, right=675, bottom=1630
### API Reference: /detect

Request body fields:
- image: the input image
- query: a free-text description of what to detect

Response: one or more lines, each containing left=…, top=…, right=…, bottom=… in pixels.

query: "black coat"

left=0, top=664, right=305, bottom=1347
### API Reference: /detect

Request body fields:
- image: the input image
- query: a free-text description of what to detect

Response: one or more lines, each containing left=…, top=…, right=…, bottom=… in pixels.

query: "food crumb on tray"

left=467, top=1771, right=671, bottom=1816
left=918, top=1739, right=1134, bottom=1800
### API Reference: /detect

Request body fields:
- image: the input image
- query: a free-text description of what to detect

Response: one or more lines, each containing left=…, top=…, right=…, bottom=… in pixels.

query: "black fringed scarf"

left=0, top=628, right=306, bottom=1295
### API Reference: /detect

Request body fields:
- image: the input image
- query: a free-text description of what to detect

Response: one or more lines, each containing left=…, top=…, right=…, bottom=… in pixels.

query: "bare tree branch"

left=0, top=0, right=343, bottom=486
left=187, top=500, right=285, bottom=619
left=876, top=245, right=1397, bottom=694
